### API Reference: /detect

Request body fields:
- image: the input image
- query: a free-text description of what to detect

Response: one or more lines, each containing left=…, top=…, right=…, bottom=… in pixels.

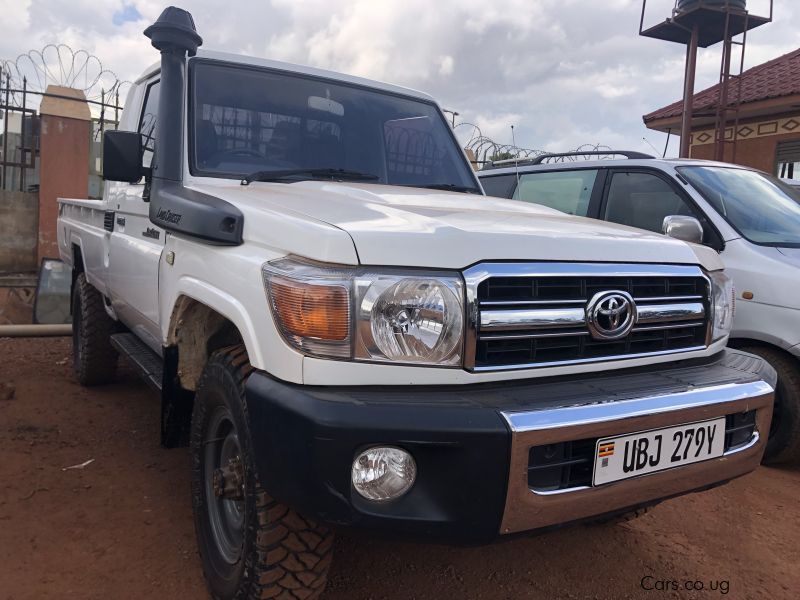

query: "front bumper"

left=245, top=349, right=775, bottom=543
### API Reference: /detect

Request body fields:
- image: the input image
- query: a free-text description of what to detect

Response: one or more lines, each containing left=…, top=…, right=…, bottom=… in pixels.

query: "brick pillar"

left=38, top=85, right=91, bottom=262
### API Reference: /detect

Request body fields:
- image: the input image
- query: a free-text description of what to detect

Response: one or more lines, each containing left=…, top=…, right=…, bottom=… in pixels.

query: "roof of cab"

left=136, top=49, right=436, bottom=103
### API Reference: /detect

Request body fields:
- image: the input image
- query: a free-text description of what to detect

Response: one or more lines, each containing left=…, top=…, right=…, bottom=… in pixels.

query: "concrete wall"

left=0, top=191, right=38, bottom=273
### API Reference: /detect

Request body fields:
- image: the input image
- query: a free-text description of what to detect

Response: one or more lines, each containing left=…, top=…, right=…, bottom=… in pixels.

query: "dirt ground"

left=1, top=337, right=799, bottom=600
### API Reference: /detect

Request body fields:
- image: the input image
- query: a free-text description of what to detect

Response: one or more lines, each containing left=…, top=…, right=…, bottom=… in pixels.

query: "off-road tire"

left=191, top=345, right=334, bottom=600
left=72, top=273, right=118, bottom=386
left=741, top=346, right=800, bottom=465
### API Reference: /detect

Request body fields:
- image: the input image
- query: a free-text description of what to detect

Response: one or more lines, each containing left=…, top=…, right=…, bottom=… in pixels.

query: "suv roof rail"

left=485, top=150, right=655, bottom=170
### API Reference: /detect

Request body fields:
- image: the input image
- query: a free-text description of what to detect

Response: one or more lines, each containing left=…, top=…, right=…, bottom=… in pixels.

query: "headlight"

left=263, top=257, right=464, bottom=366
left=354, top=273, right=463, bottom=365
left=709, top=270, right=734, bottom=342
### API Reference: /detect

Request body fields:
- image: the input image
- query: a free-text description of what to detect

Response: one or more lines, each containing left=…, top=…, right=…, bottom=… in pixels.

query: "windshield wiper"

left=241, top=168, right=379, bottom=186
left=412, top=183, right=480, bottom=194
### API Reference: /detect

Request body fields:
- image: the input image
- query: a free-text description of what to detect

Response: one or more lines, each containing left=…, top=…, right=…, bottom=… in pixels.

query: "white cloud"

left=0, top=0, right=796, bottom=154
left=438, top=55, right=454, bottom=77
left=471, top=112, right=524, bottom=143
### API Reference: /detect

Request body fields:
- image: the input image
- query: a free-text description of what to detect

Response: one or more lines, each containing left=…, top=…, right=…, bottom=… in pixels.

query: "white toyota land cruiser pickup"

left=57, top=8, right=776, bottom=600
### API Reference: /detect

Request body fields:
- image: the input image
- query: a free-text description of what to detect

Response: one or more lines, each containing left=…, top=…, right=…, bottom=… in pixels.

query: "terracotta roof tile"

left=643, top=47, right=800, bottom=123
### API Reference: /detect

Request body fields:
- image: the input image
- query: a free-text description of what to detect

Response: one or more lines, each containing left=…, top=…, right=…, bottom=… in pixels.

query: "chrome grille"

left=464, top=263, right=711, bottom=371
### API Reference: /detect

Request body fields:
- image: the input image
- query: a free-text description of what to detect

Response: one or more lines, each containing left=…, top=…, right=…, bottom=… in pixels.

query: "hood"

left=186, top=179, right=718, bottom=270
left=777, top=246, right=800, bottom=267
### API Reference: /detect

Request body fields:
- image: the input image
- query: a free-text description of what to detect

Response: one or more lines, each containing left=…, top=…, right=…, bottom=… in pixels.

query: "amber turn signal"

left=269, top=277, right=350, bottom=340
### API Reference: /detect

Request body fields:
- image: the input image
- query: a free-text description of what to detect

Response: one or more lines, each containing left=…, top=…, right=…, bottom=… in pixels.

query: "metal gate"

left=0, top=65, right=125, bottom=196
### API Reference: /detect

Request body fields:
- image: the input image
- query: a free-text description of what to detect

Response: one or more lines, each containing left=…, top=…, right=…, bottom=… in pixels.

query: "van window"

left=512, top=170, right=597, bottom=216
left=680, top=166, right=800, bottom=247
left=480, top=174, right=517, bottom=198
left=603, top=171, right=698, bottom=233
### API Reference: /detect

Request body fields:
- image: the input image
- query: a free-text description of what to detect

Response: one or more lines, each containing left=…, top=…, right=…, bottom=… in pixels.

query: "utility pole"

left=442, top=109, right=459, bottom=128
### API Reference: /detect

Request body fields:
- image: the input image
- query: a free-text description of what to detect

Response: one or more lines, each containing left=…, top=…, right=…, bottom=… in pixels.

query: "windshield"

left=678, top=166, right=800, bottom=247
left=190, top=60, right=480, bottom=192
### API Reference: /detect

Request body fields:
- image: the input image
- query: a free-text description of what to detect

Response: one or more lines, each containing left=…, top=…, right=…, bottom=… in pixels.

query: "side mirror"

left=103, top=130, right=144, bottom=183
left=663, top=215, right=704, bottom=245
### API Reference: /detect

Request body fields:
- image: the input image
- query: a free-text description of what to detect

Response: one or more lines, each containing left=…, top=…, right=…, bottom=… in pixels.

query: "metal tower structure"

left=639, top=0, right=773, bottom=161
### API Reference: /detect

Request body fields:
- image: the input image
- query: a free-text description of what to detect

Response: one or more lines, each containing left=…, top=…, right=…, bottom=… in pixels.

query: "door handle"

left=116, top=216, right=126, bottom=227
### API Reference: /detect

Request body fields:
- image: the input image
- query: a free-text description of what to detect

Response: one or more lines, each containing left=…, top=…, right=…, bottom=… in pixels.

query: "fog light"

left=351, top=447, right=416, bottom=501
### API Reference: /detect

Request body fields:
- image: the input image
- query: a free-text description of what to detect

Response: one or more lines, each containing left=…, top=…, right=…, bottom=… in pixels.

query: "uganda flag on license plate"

left=598, top=441, right=615, bottom=458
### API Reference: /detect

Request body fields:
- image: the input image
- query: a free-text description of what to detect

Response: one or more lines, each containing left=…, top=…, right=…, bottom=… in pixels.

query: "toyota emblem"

left=586, top=291, right=637, bottom=341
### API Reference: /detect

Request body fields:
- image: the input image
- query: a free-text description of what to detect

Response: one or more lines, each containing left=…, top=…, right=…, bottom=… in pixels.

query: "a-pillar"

left=38, top=85, right=91, bottom=262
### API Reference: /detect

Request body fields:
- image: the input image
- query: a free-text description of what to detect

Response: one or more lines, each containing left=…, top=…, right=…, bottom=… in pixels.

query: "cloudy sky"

left=1, top=0, right=797, bottom=155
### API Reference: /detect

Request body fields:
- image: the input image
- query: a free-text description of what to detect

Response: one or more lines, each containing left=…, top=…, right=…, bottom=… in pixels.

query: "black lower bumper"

left=244, top=349, right=776, bottom=544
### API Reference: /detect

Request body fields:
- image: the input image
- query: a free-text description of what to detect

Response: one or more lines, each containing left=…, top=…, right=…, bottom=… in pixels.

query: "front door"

left=599, top=169, right=707, bottom=238
left=107, top=78, right=165, bottom=353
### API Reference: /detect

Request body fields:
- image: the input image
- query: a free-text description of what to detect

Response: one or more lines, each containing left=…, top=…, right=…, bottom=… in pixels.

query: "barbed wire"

left=0, top=44, right=131, bottom=113
left=453, top=121, right=616, bottom=166
left=455, top=122, right=547, bottom=164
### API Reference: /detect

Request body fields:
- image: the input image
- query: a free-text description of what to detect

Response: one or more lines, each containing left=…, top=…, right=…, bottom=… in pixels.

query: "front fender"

left=165, top=277, right=262, bottom=363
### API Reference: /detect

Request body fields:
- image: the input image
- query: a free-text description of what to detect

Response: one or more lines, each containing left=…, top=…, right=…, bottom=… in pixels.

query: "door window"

left=512, top=170, right=597, bottom=216
left=603, top=171, right=698, bottom=233
left=138, top=80, right=160, bottom=169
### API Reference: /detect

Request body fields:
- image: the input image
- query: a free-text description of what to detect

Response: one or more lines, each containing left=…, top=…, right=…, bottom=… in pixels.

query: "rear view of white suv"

left=479, top=153, right=800, bottom=464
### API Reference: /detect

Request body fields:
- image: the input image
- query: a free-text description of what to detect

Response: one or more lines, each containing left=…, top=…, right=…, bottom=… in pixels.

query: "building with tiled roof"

left=643, top=48, right=800, bottom=175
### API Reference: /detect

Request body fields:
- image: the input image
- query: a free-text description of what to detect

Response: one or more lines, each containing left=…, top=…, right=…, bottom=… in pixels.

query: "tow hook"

left=212, top=456, right=244, bottom=501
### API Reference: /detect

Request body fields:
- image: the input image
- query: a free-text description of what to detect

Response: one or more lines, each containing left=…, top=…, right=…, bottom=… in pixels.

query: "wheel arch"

left=161, top=293, right=256, bottom=448
left=729, top=338, right=800, bottom=464
left=70, top=243, right=86, bottom=314
left=729, top=337, right=800, bottom=364
left=71, top=243, right=85, bottom=273
left=166, top=294, right=251, bottom=392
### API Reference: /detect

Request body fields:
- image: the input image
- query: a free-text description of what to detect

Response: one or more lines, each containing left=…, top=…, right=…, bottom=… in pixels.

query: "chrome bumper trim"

left=498, top=377, right=774, bottom=534
left=502, top=380, right=774, bottom=432
left=724, top=430, right=761, bottom=456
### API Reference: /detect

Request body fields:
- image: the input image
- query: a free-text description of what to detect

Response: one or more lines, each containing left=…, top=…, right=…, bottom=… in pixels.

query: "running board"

left=110, top=333, right=163, bottom=391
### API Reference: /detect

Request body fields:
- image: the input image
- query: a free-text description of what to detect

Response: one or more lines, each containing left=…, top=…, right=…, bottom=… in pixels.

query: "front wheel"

left=191, top=346, right=333, bottom=600
left=741, top=346, right=800, bottom=465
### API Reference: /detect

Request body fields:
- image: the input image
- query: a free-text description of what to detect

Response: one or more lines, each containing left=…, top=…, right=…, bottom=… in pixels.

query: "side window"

left=513, top=170, right=597, bottom=216
left=138, top=80, right=160, bottom=169
left=603, top=171, right=699, bottom=234
left=480, top=174, right=517, bottom=198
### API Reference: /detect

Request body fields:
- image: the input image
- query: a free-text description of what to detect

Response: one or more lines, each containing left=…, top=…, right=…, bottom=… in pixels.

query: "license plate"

left=593, top=417, right=726, bottom=486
